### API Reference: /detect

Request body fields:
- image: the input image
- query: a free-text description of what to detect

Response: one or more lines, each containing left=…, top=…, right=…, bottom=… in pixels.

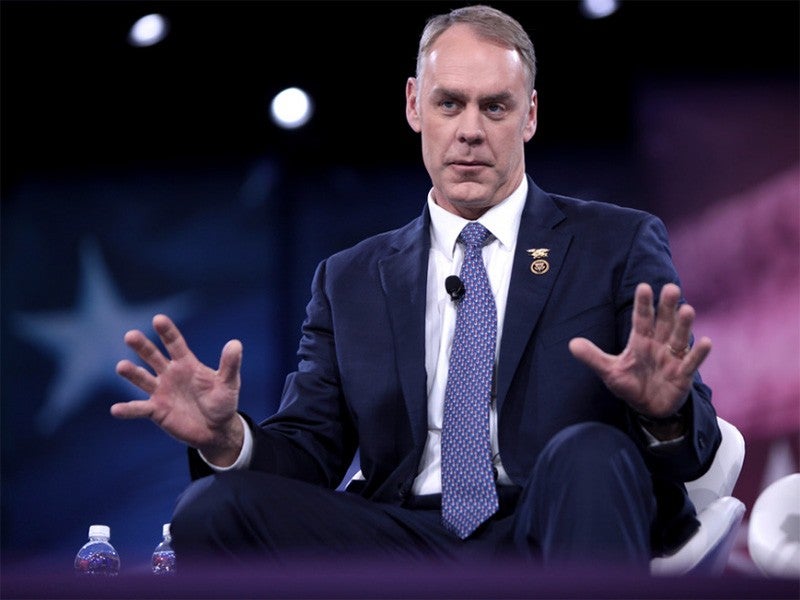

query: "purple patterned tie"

left=441, top=222, right=499, bottom=539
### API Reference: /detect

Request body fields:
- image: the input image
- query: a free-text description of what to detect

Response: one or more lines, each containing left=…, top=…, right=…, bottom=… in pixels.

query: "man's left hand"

left=568, top=282, right=712, bottom=419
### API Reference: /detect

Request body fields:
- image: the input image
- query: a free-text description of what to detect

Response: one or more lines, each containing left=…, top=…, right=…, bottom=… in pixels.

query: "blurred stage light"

left=128, top=13, right=169, bottom=47
left=580, top=0, right=619, bottom=19
left=270, top=87, right=313, bottom=130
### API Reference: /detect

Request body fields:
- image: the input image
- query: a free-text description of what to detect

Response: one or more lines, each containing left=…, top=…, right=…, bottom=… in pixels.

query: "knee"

left=172, top=476, right=215, bottom=530
left=171, top=475, right=222, bottom=546
left=547, top=421, right=635, bottom=455
left=534, top=422, right=646, bottom=484
left=171, top=471, right=263, bottom=544
left=512, top=422, right=656, bottom=566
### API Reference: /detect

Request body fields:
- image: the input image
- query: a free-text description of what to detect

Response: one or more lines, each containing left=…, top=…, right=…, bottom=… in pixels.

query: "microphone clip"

left=445, top=275, right=465, bottom=302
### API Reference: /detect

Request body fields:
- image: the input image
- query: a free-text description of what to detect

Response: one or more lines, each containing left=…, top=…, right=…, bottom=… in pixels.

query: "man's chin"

left=435, top=181, right=499, bottom=218
left=443, top=180, right=495, bottom=205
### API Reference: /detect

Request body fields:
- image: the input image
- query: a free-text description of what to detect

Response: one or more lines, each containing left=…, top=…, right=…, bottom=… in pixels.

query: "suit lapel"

left=378, top=210, right=431, bottom=447
left=375, top=185, right=572, bottom=440
left=496, top=180, right=572, bottom=411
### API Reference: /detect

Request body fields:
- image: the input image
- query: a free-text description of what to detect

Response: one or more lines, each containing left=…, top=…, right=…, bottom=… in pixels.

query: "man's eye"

left=486, top=104, right=504, bottom=114
left=441, top=100, right=457, bottom=110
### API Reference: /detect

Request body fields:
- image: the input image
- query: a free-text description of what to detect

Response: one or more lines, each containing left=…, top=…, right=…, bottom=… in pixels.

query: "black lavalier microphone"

left=445, top=275, right=465, bottom=301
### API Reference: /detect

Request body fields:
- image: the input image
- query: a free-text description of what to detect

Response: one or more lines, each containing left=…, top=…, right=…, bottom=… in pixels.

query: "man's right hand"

left=111, top=314, right=245, bottom=467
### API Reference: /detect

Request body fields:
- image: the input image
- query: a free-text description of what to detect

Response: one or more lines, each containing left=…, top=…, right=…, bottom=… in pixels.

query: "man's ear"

left=523, top=90, right=538, bottom=142
left=406, top=77, right=422, bottom=133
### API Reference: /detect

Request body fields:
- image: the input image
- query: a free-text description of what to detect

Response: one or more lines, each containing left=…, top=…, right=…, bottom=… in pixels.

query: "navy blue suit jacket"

left=191, top=176, right=721, bottom=553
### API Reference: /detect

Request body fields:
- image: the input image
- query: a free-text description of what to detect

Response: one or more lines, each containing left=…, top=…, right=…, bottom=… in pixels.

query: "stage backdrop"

left=1, top=0, right=797, bottom=577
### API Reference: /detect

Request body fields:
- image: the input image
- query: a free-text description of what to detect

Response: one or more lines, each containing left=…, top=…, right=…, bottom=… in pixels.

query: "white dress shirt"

left=202, top=179, right=530, bottom=482
left=412, top=178, right=527, bottom=494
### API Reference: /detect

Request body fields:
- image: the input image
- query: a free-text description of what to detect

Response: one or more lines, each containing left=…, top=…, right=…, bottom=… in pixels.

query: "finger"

left=679, top=336, right=712, bottom=376
left=654, top=283, right=681, bottom=342
left=667, top=303, right=696, bottom=355
left=569, top=337, right=613, bottom=376
left=124, top=330, right=169, bottom=374
left=153, top=314, right=194, bottom=361
left=110, top=399, right=155, bottom=420
left=218, top=339, right=243, bottom=388
left=116, top=359, right=158, bottom=395
left=631, top=283, right=655, bottom=338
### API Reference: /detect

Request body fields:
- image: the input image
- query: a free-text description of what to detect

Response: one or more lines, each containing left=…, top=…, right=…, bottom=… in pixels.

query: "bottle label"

left=152, top=550, right=176, bottom=575
left=75, top=550, right=120, bottom=576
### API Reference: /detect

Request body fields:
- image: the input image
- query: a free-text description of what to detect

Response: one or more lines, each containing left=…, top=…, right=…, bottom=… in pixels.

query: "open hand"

left=568, top=283, right=712, bottom=418
left=111, top=314, right=244, bottom=465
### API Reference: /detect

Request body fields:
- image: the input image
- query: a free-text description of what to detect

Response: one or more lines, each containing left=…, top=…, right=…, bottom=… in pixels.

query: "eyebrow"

left=432, top=87, right=517, bottom=106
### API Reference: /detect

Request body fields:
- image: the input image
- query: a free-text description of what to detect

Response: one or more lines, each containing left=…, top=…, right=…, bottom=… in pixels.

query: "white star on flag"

left=13, top=238, right=195, bottom=435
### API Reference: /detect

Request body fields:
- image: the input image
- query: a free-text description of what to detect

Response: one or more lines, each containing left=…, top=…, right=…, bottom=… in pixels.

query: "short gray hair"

left=416, top=4, right=537, bottom=93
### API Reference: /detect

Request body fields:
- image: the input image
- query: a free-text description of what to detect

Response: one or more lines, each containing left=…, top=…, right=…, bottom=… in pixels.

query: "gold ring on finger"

left=668, top=344, right=691, bottom=359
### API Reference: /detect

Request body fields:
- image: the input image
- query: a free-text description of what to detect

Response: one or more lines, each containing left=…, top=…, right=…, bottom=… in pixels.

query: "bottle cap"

left=88, top=524, right=110, bottom=539
left=162, top=523, right=171, bottom=537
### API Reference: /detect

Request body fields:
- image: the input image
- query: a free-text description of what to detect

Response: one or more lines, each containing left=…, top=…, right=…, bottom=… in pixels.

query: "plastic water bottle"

left=151, top=522, right=176, bottom=575
left=74, top=524, right=120, bottom=576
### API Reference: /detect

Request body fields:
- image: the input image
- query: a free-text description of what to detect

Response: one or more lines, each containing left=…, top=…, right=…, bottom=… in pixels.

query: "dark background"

left=4, top=1, right=796, bottom=182
left=2, top=0, right=798, bottom=577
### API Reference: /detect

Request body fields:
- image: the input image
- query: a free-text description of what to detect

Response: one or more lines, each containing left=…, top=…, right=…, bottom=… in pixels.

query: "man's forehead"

left=421, top=46, right=525, bottom=94
left=423, top=28, right=523, bottom=77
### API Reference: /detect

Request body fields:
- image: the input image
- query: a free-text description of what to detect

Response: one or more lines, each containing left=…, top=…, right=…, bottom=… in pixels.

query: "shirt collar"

left=428, top=177, right=528, bottom=258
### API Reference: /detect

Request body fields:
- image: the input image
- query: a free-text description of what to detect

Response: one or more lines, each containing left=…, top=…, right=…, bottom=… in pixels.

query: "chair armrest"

left=650, top=496, right=746, bottom=576
left=685, top=417, right=745, bottom=512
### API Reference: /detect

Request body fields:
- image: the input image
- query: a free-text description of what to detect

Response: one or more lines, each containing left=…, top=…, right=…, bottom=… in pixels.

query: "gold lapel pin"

left=526, top=248, right=550, bottom=275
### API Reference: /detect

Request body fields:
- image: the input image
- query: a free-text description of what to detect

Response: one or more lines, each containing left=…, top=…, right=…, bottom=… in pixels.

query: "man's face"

left=406, top=23, right=537, bottom=220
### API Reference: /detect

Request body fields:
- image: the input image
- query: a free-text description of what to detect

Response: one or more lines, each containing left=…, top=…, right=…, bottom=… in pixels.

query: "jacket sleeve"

left=617, top=214, right=722, bottom=482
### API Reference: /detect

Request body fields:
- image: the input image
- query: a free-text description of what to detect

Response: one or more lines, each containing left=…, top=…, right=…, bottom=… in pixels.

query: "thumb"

left=218, top=339, right=243, bottom=388
left=568, top=337, right=612, bottom=376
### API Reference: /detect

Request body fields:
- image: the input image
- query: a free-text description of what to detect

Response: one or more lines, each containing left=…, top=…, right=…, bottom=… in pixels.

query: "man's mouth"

left=449, top=160, right=490, bottom=168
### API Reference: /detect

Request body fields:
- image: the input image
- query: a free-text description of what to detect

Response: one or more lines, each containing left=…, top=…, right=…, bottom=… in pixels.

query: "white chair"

left=747, top=472, right=800, bottom=578
left=650, top=416, right=746, bottom=576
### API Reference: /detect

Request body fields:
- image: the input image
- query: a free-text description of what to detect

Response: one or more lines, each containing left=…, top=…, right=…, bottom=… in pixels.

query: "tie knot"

left=459, top=222, right=492, bottom=249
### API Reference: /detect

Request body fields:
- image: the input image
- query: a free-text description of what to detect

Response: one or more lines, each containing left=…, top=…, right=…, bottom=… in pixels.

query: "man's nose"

left=456, top=107, right=485, bottom=145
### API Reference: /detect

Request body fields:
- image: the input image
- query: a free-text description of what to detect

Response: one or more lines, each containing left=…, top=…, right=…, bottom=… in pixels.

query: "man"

left=112, top=4, right=719, bottom=571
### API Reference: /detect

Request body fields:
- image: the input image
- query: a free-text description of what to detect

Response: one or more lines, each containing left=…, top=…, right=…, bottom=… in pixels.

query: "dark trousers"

left=171, top=422, right=656, bottom=572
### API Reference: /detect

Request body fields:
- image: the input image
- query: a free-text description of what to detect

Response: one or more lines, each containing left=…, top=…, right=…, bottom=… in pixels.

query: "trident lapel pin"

left=526, top=248, right=550, bottom=275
